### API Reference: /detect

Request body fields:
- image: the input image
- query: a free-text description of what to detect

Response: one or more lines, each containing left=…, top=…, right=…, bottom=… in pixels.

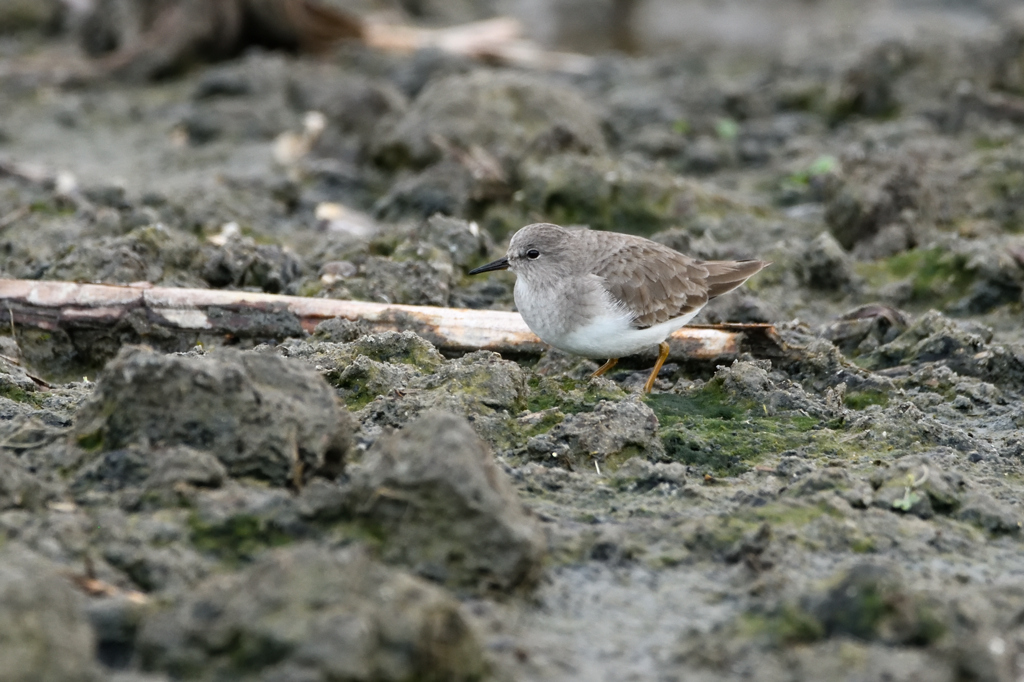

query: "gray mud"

left=2, top=1, right=1024, bottom=681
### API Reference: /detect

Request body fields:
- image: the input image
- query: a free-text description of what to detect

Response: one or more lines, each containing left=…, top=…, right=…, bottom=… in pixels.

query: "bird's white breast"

left=514, top=275, right=701, bottom=359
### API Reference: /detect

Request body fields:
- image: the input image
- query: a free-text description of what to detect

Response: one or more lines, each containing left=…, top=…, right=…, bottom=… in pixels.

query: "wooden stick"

left=0, top=279, right=784, bottom=361
left=362, top=17, right=594, bottom=75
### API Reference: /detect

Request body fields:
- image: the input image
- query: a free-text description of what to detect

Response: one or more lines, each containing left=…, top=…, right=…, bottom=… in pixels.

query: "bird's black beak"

left=468, top=256, right=509, bottom=275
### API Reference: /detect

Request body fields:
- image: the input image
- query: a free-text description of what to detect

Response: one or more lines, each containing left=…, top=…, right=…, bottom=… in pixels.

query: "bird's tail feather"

left=704, top=260, right=771, bottom=299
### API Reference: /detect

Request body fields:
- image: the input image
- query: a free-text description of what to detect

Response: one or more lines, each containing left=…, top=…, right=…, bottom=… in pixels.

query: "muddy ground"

left=2, top=1, right=1024, bottom=680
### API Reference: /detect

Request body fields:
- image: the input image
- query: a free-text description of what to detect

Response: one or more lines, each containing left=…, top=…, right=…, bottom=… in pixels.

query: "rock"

left=779, top=331, right=897, bottom=394
left=372, top=157, right=483, bottom=222
left=348, top=411, right=545, bottom=593
left=310, top=317, right=369, bottom=343
left=871, top=310, right=990, bottom=367
left=85, top=595, right=150, bottom=670
left=422, top=350, right=526, bottom=412
left=0, top=548, right=102, bottom=682
left=828, top=41, right=912, bottom=121
left=825, top=163, right=921, bottom=251
left=45, top=225, right=205, bottom=287
left=785, top=467, right=873, bottom=508
left=809, top=563, right=944, bottom=645
left=185, top=483, right=303, bottom=566
left=287, top=70, right=406, bottom=147
left=684, top=134, right=730, bottom=174
left=526, top=396, right=663, bottom=467
left=72, top=445, right=226, bottom=509
left=345, top=349, right=528, bottom=451
left=714, top=360, right=773, bottom=399
left=355, top=256, right=453, bottom=306
left=333, top=355, right=421, bottom=410
left=0, top=449, right=61, bottom=511
left=136, top=543, right=486, bottom=681
left=867, top=310, right=1024, bottom=390
left=200, top=236, right=303, bottom=294
left=611, top=457, right=687, bottom=491
left=707, top=360, right=834, bottom=417
left=519, top=154, right=696, bottom=234
left=74, top=347, right=353, bottom=486
left=796, top=232, right=859, bottom=292
left=821, top=304, right=909, bottom=358
left=284, top=331, right=446, bottom=381
left=282, top=337, right=527, bottom=449
left=374, top=70, right=605, bottom=170
left=870, top=453, right=965, bottom=519
left=944, top=237, right=1024, bottom=314
left=398, top=214, right=492, bottom=271
left=695, top=291, right=778, bottom=324
left=992, top=18, right=1024, bottom=96
left=955, top=493, right=1021, bottom=535
left=92, top=507, right=211, bottom=592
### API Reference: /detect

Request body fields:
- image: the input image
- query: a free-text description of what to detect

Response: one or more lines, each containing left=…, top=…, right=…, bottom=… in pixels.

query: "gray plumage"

left=504, top=223, right=768, bottom=331
left=468, top=223, right=770, bottom=383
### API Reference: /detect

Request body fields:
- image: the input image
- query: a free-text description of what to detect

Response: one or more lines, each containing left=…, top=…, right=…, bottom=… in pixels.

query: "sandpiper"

left=469, top=223, right=769, bottom=393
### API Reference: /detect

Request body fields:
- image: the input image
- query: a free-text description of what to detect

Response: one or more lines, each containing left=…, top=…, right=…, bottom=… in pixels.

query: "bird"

left=468, top=223, right=769, bottom=393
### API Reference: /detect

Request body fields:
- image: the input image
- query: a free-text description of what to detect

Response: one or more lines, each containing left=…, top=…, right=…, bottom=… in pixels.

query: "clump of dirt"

left=136, top=543, right=487, bottom=682
left=73, top=345, right=353, bottom=485
left=348, top=410, right=547, bottom=593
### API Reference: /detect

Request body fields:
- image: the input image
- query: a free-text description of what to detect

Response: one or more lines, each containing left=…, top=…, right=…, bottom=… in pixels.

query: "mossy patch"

left=740, top=569, right=945, bottom=649
left=741, top=605, right=825, bottom=646
left=341, top=386, right=379, bottom=411
left=844, top=389, right=890, bottom=410
left=76, top=429, right=104, bottom=452
left=648, top=384, right=751, bottom=421
left=523, top=409, right=565, bottom=437
left=345, top=334, right=444, bottom=372
left=189, top=514, right=293, bottom=565
left=741, top=500, right=840, bottom=528
left=524, top=375, right=625, bottom=415
left=0, top=384, right=45, bottom=408
left=817, top=570, right=946, bottom=645
left=601, top=445, right=645, bottom=472
left=856, top=247, right=974, bottom=308
left=649, top=387, right=842, bottom=476
left=774, top=155, right=839, bottom=206
left=647, top=385, right=856, bottom=475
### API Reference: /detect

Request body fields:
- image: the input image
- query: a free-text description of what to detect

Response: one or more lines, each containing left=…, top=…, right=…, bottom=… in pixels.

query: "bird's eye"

left=526, top=249, right=540, bottom=260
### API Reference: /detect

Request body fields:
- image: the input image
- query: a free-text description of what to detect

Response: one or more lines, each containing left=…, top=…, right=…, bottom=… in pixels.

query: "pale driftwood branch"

left=362, top=17, right=595, bottom=75
left=0, top=279, right=785, bottom=362
left=362, top=17, right=522, bottom=55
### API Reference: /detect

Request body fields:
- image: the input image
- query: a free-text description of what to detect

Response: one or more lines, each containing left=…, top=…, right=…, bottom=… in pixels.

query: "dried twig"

left=0, top=279, right=785, bottom=362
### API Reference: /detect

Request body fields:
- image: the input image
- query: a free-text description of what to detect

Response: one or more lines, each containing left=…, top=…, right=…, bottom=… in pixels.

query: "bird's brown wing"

left=591, top=240, right=711, bottom=329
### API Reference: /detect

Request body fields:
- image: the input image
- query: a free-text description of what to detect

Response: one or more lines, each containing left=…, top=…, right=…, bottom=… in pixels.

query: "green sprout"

left=715, top=118, right=740, bottom=140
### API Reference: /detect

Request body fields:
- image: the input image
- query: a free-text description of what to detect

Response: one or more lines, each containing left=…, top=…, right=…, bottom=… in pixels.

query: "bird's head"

left=468, top=223, right=576, bottom=281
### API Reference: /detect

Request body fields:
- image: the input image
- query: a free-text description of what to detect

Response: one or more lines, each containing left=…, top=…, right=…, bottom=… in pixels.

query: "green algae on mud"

left=0, top=383, right=45, bottom=408
left=188, top=512, right=293, bottom=565
left=646, top=387, right=847, bottom=477
left=843, top=389, right=890, bottom=410
left=855, top=247, right=974, bottom=309
left=525, top=374, right=625, bottom=414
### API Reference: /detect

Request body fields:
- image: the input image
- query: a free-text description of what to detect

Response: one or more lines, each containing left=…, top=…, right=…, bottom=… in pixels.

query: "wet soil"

left=2, top=1, right=1024, bottom=681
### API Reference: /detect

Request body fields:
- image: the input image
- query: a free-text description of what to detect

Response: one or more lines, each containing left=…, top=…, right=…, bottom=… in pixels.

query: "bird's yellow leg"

left=643, top=342, right=671, bottom=393
left=591, top=357, right=618, bottom=378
